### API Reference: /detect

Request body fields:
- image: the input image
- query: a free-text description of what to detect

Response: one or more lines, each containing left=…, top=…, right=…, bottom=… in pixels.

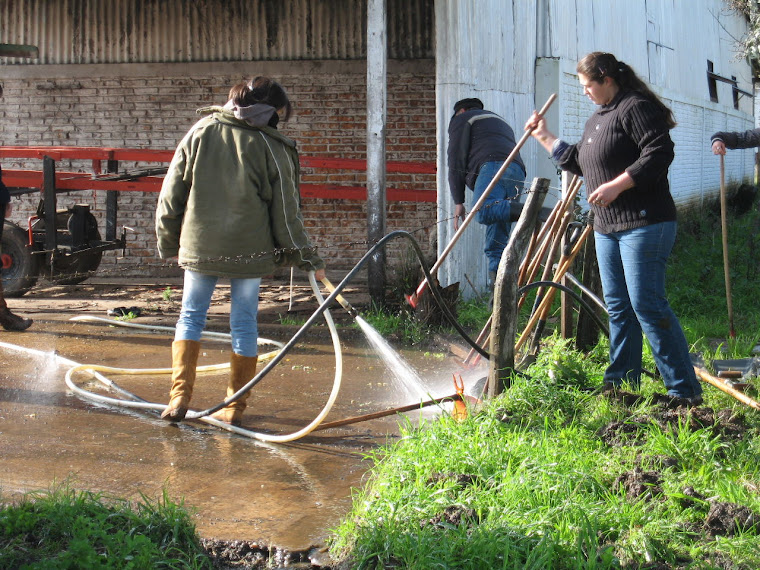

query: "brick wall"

left=0, top=60, right=437, bottom=285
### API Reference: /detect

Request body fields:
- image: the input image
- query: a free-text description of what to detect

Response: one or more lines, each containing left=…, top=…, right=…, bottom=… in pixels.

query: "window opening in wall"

left=707, top=60, right=718, bottom=102
left=732, top=76, right=740, bottom=109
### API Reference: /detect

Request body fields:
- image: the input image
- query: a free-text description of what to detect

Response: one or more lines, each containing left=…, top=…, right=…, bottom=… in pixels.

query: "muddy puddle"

left=0, top=303, right=485, bottom=555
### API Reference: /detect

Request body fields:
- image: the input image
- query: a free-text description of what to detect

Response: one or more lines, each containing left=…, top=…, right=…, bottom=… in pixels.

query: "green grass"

left=329, top=338, right=760, bottom=568
left=328, top=192, right=760, bottom=569
left=0, top=484, right=211, bottom=569
left=277, top=312, right=307, bottom=326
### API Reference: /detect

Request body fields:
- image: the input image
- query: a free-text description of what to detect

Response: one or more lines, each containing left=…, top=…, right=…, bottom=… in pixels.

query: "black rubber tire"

left=1, top=221, right=39, bottom=297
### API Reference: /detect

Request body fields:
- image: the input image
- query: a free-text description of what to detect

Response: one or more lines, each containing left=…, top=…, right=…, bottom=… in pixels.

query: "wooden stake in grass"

left=489, top=177, right=550, bottom=396
left=719, top=154, right=736, bottom=339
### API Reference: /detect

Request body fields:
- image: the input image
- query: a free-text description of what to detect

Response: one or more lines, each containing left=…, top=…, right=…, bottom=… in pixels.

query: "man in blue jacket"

left=447, top=98, right=526, bottom=289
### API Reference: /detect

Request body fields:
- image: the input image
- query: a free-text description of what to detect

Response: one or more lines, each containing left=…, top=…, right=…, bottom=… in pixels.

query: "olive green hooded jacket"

left=156, top=106, right=324, bottom=278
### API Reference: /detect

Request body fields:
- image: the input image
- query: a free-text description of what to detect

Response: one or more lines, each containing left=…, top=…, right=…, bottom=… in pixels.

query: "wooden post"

left=574, top=232, right=603, bottom=351
left=488, top=177, right=550, bottom=396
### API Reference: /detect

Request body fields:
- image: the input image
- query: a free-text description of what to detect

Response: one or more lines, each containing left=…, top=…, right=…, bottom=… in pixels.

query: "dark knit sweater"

left=447, top=109, right=525, bottom=205
left=711, top=127, right=760, bottom=150
left=556, top=89, right=676, bottom=234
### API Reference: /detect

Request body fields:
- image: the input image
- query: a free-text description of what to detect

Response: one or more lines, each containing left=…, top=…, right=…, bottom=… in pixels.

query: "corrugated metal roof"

left=0, top=0, right=433, bottom=64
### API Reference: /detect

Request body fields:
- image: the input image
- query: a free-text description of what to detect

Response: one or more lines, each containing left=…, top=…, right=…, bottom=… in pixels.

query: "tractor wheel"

left=1, top=221, right=40, bottom=297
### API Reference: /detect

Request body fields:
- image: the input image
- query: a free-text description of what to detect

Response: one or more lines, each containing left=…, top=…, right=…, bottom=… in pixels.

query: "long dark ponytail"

left=577, top=52, right=676, bottom=129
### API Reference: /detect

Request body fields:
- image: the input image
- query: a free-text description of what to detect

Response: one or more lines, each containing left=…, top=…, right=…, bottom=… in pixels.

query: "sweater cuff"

left=551, top=139, right=569, bottom=162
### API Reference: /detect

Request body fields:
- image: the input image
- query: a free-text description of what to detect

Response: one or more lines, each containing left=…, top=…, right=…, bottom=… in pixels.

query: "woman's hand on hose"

left=314, top=268, right=326, bottom=281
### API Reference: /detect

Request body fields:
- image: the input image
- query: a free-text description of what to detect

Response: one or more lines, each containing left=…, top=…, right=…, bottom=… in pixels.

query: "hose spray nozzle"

left=321, top=277, right=359, bottom=319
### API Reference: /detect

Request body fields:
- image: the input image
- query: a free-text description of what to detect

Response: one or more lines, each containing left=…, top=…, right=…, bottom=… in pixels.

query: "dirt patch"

left=426, top=472, right=481, bottom=488
left=677, top=486, right=708, bottom=510
left=703, top=501, right=760, bottom=539
left=598, top=400, right=747, bottom=448
left=201, top=538, right=334, bottom=569
left=598, top=418, right=648, bottom=446
left=420, top=505, right=479, bottom=529
left=613, top=467, right=663, bottom=502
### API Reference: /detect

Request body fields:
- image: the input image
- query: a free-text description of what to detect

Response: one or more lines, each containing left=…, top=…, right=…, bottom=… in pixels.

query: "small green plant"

left=115, top=311, right=138, bottom=321
left=162, top=286, right=173, bottom=302
left=278, top=312, right=306, bottom=326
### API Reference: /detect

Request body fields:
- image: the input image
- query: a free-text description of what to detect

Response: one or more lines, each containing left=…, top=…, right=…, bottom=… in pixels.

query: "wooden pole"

left=694, top=367, right=760, bottom=410
left=489, top=177, right=550, bottom=396
left=366, top=0, right=387, bottom=307
left=313, top=393, right=461, bottom=431
left=719, top=154, right=736, bottom=339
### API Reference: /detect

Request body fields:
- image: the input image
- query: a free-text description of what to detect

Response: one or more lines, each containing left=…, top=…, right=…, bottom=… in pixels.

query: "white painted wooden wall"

left=435, top=0, right=754, bottom=296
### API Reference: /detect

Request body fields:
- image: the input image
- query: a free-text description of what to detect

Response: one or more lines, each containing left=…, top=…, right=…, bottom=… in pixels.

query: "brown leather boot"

left=0, top=282, right=32, bottom=331
left=211, top=353, right=258, bottom=426
left=161, top=340, right=201, bottom=422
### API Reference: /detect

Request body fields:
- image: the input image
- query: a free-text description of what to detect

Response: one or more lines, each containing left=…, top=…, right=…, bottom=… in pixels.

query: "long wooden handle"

left=408, top=93, right=558, bottom=305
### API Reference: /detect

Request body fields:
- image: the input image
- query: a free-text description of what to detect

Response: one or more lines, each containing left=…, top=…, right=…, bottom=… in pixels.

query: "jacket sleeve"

left=155, top=143, right=192, bottom=259
left=711, top=128, right=760, bottom=150
left=265, top=141, right=324, bottom=272
left=447, top=115, right=470, bottom=205
left=621, top=99, right=674, bottom=188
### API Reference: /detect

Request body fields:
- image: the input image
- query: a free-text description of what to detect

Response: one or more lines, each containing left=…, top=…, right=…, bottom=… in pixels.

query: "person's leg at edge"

left=619, top=222, right=702, bottom=399
left=595, top=230, right=643, bottom=389
left=161, top=270, right=216, bottom=421
left=0, top=216, right=32, bottom=331
left=212, top=276, right=261, bottom=426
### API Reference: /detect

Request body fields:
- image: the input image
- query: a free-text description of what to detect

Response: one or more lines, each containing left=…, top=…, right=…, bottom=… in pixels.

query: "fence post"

left=488, top=177, right=550, bottom=396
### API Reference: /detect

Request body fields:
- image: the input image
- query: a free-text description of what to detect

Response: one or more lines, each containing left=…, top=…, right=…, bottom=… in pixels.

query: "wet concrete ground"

left=0, top=279, right=486, bottom=553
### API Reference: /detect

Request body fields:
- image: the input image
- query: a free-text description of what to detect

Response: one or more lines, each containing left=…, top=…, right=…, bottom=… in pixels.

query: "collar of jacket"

left=195, top=105, right=297, bottom=148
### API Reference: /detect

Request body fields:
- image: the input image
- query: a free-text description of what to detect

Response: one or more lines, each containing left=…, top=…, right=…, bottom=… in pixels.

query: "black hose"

left=518, top=280, right=610, bottom=338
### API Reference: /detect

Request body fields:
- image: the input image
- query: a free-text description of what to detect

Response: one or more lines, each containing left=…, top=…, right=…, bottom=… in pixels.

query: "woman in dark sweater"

left=525, top=52, right=702, bottom=403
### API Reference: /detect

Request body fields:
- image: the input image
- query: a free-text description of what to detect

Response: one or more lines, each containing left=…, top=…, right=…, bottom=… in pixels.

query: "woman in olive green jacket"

left=156, top=76, right=325, bottom=426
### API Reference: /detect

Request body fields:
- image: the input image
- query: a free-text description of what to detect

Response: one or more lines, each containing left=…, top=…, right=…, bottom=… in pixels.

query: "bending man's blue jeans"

left=471, top=161, right=526, bottom=273
left=595, top=221, right=701, bottom=398
left=175, top=269, right=261, bottom=357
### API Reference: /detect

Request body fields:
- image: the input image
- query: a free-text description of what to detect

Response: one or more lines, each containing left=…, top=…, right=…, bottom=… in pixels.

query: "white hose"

left=4, top=271, right=344, bottom=443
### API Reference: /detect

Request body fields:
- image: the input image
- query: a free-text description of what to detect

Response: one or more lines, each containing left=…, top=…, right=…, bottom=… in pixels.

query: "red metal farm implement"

left=0, top=146, right=435, bottom=296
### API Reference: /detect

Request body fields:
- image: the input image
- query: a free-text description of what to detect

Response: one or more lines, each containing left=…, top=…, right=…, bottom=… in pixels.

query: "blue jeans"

left=595, top=222, right=701, bottom=398
left=472, top=161, right=526, bottom=273
left=175, top=270, right=261, bottom=357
